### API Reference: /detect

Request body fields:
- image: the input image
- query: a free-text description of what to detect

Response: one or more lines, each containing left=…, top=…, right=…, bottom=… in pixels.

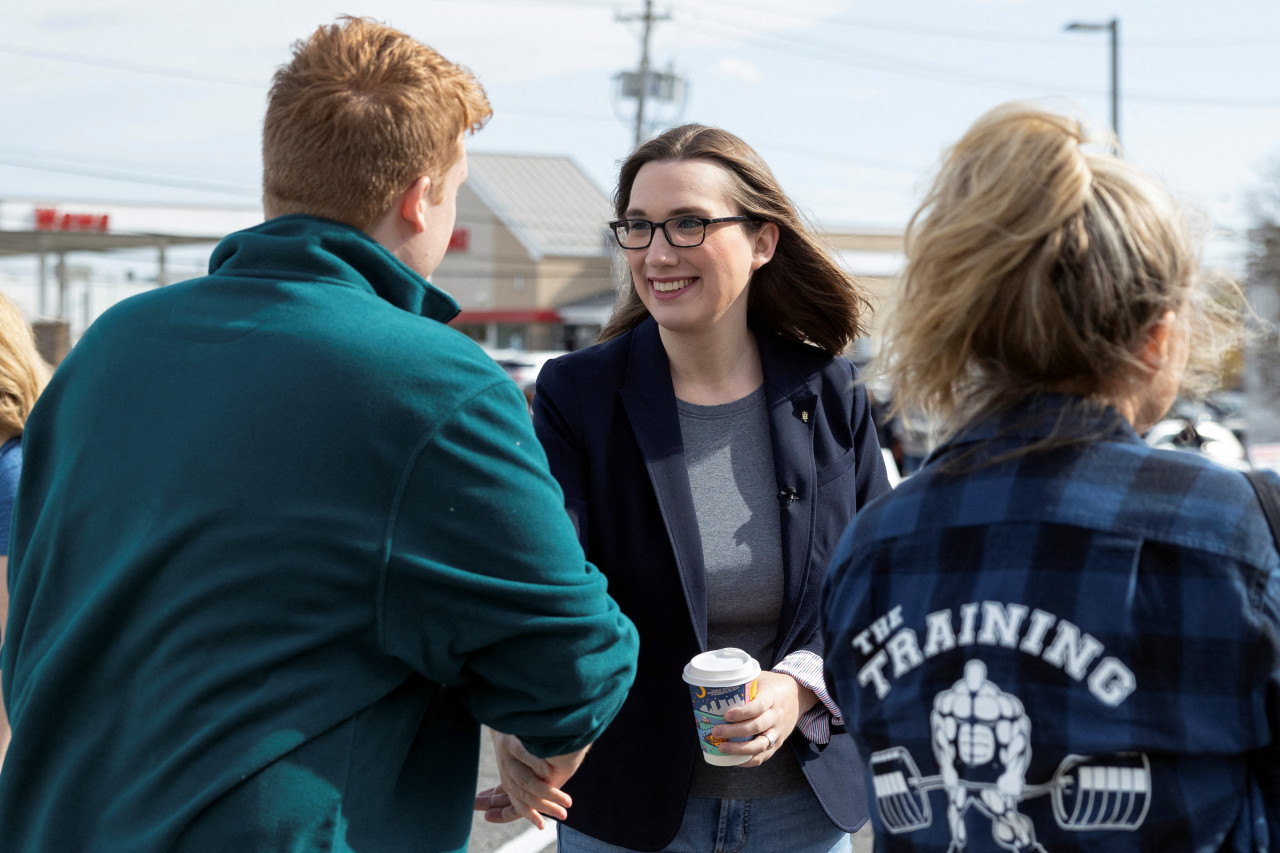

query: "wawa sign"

left=33, top=207, right=111, bottom=233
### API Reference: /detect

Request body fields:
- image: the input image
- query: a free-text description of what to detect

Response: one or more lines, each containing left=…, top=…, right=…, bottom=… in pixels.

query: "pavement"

left=468, top=729, right=556, bottom=853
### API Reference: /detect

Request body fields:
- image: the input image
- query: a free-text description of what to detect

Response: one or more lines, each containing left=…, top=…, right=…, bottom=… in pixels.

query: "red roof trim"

left=452, top=310, right=561, bottom=324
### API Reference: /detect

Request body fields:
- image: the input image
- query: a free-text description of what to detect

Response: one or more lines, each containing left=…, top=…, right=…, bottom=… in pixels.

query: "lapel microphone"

left=777, top=487, right=798, bottom=507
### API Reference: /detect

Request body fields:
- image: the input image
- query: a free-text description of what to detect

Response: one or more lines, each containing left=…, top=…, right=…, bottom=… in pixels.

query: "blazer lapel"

left=758, top=331, right=819, bottom=656
left=619, top=319, right=709, bottom=651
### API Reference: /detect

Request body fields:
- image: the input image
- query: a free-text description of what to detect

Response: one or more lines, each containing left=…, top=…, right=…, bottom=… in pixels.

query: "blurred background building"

left=0, top=153, right=906, bottom=368
left=5, top=153, right=1257, bottom=479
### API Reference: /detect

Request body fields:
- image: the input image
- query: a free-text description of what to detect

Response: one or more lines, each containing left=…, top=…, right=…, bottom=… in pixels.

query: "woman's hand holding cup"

left=712, top=670, right=819, bottom=768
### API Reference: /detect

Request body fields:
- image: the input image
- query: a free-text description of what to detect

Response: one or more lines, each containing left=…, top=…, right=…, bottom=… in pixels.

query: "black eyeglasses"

left=607, top=216, right=758, bottom=249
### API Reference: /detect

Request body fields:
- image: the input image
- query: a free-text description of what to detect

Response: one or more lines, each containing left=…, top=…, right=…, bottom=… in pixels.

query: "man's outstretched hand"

left=474, top=732, right=590, bottom=830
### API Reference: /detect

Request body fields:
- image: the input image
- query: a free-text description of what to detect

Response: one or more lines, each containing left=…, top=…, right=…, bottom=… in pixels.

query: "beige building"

left=825, top=228, right=906, bottom=363
left=0, top=159, right=906, bottom=364
left=435, top=153, right=616, bottom=352
left=435, top=152, right=906, bottom=359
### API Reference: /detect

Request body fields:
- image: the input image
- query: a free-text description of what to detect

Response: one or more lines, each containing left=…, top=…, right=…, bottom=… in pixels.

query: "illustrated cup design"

left=682, top=648, right=762, bottom=766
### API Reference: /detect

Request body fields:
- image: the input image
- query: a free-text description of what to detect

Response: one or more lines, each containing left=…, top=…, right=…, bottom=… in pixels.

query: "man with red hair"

left=0, top=18, right=636, bottom=853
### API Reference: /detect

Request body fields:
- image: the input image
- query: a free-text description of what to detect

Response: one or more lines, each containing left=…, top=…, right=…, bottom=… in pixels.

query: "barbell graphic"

left=871, top=746, right=1151, bottom=833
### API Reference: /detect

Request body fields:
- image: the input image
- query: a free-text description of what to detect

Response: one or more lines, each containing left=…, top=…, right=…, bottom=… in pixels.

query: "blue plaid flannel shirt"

left=822, top=394, right=1280, bottom=852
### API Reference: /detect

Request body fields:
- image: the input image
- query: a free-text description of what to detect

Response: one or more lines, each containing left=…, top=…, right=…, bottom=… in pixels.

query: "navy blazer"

left=532, top=317, right=892, bottom=850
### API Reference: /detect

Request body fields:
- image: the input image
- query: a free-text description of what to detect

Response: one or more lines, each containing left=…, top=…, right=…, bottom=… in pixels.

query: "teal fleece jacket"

left=0, top=215, right=638, bottom=852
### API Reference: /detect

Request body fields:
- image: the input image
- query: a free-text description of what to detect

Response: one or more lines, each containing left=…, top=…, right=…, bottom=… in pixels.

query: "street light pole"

left=1065, top=17, right=1119, bottom=144
left=1108, top=18, right=1119, bottom=141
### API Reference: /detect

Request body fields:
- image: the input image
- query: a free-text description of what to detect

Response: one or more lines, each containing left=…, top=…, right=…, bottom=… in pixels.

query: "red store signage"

left=447, top=227, right=469, bottom=253
left=34, top=207, right=110, bottom=233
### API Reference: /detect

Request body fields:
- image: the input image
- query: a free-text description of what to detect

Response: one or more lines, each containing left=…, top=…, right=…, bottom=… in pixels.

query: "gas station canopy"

left=0, top=228, right=220, bottom=259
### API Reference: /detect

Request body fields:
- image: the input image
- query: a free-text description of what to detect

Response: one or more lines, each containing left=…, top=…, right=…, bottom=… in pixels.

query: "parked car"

left=1144, top=395, right=1250, bottom=471
left=483, top=348, right=568, bottom=408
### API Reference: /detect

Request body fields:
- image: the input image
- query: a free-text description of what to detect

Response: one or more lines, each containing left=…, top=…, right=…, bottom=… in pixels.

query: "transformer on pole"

left=614, top=0, right=686, bottom=149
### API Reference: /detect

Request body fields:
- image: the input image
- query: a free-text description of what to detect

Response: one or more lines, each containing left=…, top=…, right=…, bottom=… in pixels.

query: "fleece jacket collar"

left=208, top=214, right=461, bottom=323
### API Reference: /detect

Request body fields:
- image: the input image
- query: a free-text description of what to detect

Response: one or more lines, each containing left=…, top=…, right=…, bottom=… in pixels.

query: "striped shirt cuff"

left=772, top=650, right=843, bottom=745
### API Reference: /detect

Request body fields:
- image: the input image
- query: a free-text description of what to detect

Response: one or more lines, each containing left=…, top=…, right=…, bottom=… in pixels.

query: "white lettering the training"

left=887, top=629, right=924, bottom=677
left=1018, top=609, right=1057, bottom=655
left=851, top=601, right=1136, bottom=706
left=923, top=609, right=957, bottom=657
left=851, top=631, right=875, bottom=655
left=870, top=605, right=904, bottom=643
left=957, top=602, right=979, bottom=645
left=1042, top=620, right=1104, bottom=680
left=977, top=601, right=1028, bottom=648
left=1087, top=657, right=1137, bottom=706
left=852, top=605, right=903, bottom=654
left=858, top=650, right=891, bottom=699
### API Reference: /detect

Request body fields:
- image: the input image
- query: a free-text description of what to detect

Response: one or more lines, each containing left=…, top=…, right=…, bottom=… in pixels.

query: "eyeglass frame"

left=607, top=215, right=760, bottom=250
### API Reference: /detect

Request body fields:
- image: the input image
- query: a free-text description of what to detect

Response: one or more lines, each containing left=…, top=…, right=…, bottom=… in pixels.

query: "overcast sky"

left=3, top=0, right=1279, bottom=273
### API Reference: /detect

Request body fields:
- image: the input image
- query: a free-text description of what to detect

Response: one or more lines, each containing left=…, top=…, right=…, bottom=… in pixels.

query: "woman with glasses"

left=479, top=123, right=890, bottom=851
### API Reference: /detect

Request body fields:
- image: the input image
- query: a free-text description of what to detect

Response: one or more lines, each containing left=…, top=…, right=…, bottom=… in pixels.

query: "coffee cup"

left=682, top=647, right=761, bottom=766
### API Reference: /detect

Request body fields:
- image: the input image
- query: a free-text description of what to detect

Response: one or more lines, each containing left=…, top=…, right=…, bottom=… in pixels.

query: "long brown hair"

left=599, top=124, right=872, bottom=356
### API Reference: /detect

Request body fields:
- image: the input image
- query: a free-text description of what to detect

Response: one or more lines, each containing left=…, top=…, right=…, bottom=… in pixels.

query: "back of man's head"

left=262, top=16, right=491, bottom=232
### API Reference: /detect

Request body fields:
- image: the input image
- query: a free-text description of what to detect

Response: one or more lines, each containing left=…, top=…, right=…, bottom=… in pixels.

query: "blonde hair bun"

left=878, top=101, right=1238, bottom=435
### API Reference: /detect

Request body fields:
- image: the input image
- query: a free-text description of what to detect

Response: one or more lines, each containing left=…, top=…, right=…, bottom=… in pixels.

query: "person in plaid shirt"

left=822, top=102, right=1280, bottom=851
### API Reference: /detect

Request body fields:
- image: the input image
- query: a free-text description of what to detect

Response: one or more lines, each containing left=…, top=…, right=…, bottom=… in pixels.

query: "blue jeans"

left=557, top=788, right=855, bottom=853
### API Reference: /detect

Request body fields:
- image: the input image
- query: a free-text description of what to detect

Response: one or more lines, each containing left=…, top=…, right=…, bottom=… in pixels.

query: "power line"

left=754, top=143, right=922, bottom=177
left=418, top=0, right=613, bottom=7
left=682, top=11, right=1280, bottom=109
left=0, top=144, right=254, bottom=179
left=0, top=0, right=619, bottom=91
left=687, top=0, right=1280, bottom=49
left=0, top=193, right=621, bottom=255
left=2, top=138, right=926, bottom=199
left=682, top=11, right=1086, bottom=92
left=0, top=41, right=265, bottom=88
left=3, top=11, right=1275, bottom=114
left=1125, top=36, right=1280, bottom=48
left=0, top=154, right=260, bottom=197
left=3, top=3, right=1272, bottom=215
left=493, top=107, right=617, bottom=124
left=684, top=0, right=1060, bottom=46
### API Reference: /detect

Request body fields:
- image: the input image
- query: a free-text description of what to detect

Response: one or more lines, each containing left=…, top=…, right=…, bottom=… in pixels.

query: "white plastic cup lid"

left=682, top=647, right=761, bottom=687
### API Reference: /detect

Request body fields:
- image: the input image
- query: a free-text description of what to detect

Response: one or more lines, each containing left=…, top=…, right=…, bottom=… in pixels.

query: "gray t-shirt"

left=677, top=387, right=809, bottom=799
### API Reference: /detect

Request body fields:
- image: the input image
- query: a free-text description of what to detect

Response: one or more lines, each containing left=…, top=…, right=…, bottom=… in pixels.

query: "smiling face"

left=624, top=158, right=777, bottom=340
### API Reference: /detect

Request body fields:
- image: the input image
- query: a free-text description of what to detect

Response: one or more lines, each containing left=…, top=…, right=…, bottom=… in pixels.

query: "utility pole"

left=616, top=0, right=672, bottom=148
